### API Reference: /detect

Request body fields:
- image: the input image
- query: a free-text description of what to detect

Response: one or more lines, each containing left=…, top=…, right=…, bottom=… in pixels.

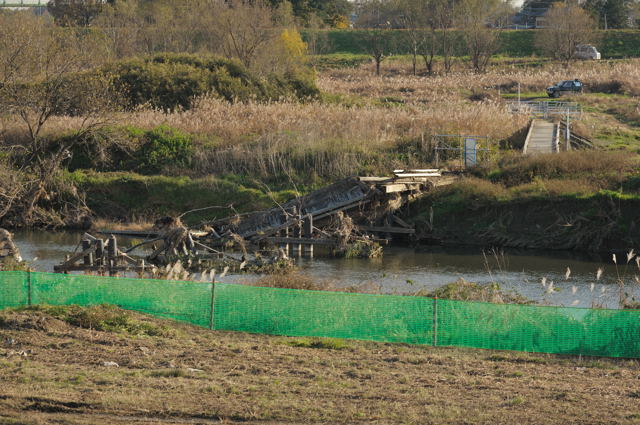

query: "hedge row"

left=303, top=29, right=640, bottom=58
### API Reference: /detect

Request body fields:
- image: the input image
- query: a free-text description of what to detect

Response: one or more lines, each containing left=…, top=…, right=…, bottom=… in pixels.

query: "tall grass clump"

left=477, top=151, right=637, bottom=188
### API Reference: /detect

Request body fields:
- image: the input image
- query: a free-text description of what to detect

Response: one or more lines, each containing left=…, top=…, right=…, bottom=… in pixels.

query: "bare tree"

left=459, top=0, right=502, bottom=73
left=435, top=0, right=461, bottom=74
left=219, top=0, right=278, bottom=69
left=395, top=0, right=427, bottom=75
left=536, top=2, right=596, bottom=65
left=94, top=0, right=142, bottom=58
left=0, top=13, right=116, bottom=225
left=356, top=0, right=396, bottom=76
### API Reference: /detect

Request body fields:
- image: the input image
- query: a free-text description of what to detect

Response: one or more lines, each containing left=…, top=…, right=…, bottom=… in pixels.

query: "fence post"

left=209, top=282, right=216, bottom=330
left=27, top=271, right=32, bottom=307
left=432, top=297, right=438, bottom=347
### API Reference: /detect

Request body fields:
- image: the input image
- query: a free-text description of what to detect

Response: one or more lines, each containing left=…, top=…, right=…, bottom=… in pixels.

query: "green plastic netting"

left=1, top=272, right=640, bottom=358
left=436, top=299, right=640, bottom=358
left=213, top=283, right=434, bottom=344
left=0, top=271, right=29, bottom=310
left=30, top=272, right=212, bottom=327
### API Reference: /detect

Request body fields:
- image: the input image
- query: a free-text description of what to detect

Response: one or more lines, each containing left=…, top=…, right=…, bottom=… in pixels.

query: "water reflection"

left=11, top=231, right=638, bottom=309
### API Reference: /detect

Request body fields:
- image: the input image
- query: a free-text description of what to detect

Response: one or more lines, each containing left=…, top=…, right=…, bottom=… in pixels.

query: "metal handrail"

left=507, top=101, right=582, bottom=119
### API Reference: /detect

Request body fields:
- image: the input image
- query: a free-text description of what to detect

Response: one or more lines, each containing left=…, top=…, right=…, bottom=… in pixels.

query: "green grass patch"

left=67, top=170, right=298, bottom=225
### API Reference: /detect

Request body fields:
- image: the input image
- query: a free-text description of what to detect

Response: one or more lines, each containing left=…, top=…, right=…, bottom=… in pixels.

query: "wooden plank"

left=58, top=245, right=98, bottom=268
left=358, top=176, right=392, bottom=182
left=357, top=225, right=416, bottom=234
left=313, top=199, right=370, bottom=221
left=391, top=215, right=412, bottom=229
left=394, top=173, right=441, bottom=178
left=264, top=237, right=338, bottom=246
left=384, top=183, right=409, bottom=194
left=53, top=265, right=152, bottom=272
left=98, top=230, right=160, bottom=238
left=394, top=169, right=439, bottom=173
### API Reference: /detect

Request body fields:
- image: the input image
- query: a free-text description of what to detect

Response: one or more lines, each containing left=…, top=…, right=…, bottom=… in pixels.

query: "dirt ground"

left=1, top=307, right=640, bottom=425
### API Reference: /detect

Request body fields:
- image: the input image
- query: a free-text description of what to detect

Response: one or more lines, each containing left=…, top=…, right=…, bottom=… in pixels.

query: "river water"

left=11, top=230, right=639, bottom=309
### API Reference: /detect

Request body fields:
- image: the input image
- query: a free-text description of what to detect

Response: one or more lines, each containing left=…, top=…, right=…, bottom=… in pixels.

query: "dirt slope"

left=1, top=306, right=640, bottom=425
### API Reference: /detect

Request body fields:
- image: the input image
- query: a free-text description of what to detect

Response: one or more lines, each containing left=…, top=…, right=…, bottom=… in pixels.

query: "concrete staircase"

left=523, top=119, right=559, bottom=154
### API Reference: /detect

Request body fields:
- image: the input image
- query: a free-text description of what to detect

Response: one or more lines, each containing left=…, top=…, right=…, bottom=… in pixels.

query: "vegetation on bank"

left=68, top=171, right=298, bottom=226
left=408, top=151, right=640, bottom=251
left=4, top=58, right=639, bottom=239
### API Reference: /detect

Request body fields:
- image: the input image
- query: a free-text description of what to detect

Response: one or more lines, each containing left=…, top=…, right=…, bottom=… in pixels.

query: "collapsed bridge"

left=56, top=170, right=456, bottom=274
left=201, top=170, right=457, bottom=254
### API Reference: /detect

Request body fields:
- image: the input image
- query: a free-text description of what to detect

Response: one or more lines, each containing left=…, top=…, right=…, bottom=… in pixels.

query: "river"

left=11, top=230, right=639, bottom=309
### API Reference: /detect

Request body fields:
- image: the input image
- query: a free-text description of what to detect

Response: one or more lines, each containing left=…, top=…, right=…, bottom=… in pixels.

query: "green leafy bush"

left=133, top=126, right=193, bottom=175
left=104, top=53, right=319, bottom=110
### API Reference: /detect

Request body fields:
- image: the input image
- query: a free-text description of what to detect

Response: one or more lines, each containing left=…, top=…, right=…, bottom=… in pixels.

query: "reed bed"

left=36, top=96, right=526, bottom=151
left=320, top=59, right=640, bottom=98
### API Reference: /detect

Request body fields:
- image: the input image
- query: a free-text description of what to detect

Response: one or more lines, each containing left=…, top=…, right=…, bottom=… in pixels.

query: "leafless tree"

left=0, top=13, right=117, bottom=225
left=536, top=1, right=596, bottom=65
left=219, top=0, right=278, bottom=69
left=395, top=0, right=427, bottom=75
left=435, top=0, right=461, bottom=74
left=459, top=0, right=503, bottom=73
left=356, top=0, right=396, bottom=76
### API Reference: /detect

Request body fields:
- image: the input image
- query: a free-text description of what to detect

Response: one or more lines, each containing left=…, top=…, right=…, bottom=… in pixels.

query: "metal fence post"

left=27, top=271, right=32, bottom=307
left=209, top=282, right=216, bottom=330
left=432, top=297, right=438, bottom=347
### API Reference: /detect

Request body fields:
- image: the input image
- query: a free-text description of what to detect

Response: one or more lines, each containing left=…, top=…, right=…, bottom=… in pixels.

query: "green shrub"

left=133, top=126, right=193, bottom=175
left=104, top=53, right=319, bottom=111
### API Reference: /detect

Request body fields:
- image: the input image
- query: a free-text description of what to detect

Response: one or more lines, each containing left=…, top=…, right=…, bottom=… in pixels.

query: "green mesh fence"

left=213, top=283, right=434, bottom=344
left=1, top=272, right=640, bottom=358
left=436, top=299, right=640, bottom=358
left=0, top=271, right=29, bottom=310
left=30, top=272, right=212, bottom=328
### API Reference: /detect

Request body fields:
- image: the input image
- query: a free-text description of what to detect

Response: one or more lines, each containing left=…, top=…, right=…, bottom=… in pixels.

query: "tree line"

left=353, top=0, right=607, bottom=75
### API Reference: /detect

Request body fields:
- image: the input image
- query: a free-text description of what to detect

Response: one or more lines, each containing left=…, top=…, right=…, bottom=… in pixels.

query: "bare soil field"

left=1, top=306, right=640, bottom=425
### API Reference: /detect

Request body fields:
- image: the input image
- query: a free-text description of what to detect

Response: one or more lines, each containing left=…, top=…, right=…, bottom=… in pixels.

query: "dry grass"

left=90, top=218, right=155, bottom=232
left=484, top=150, right=637, bottom=187
left=251, top=272, right=382, bottom=294
left=321, top=59, right=640, bottom=97
left=1, top=307, right=640, bottom=425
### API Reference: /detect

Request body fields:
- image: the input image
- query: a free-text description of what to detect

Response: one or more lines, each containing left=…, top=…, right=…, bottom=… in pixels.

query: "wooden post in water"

left=292, top=222, right=301, bottom=257
left=303, top=215, right=313, bottom=258
left=95, top=239, right=105, bottom=272
left=107, top=235, right=117, bottom=275
left=279, top=228, right=290, bottom=256
left=81, top=239, right=92, bottom=267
